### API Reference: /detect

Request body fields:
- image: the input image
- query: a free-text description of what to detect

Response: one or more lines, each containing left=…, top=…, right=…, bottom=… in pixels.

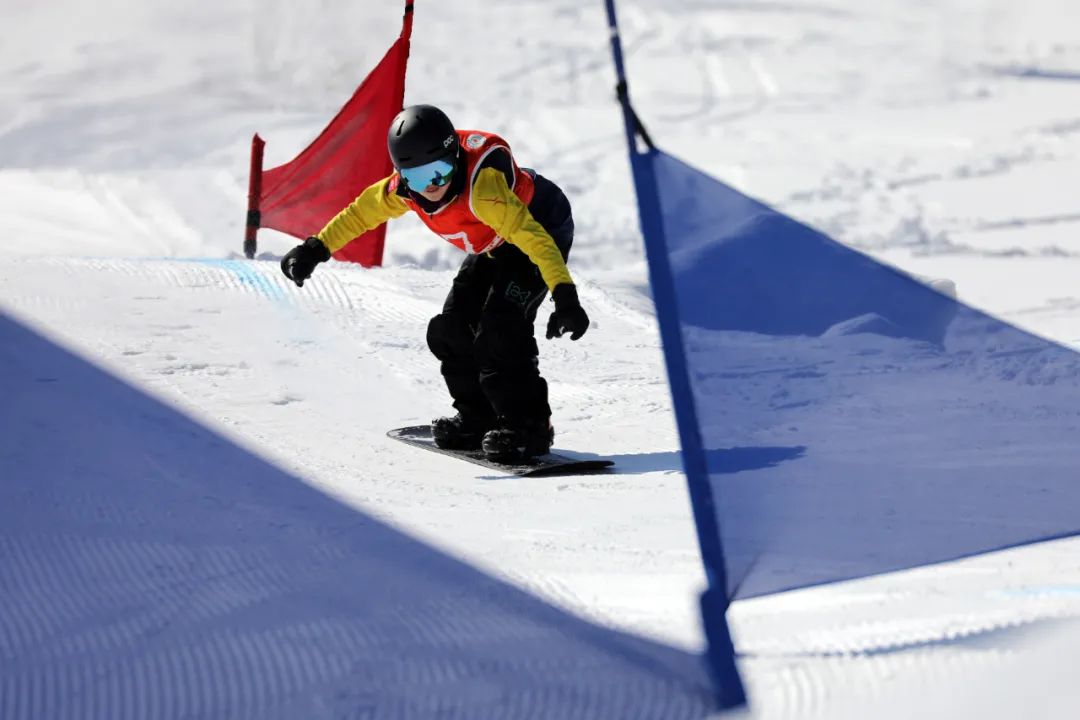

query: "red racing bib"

left=393, top=130, right=536, bottom=254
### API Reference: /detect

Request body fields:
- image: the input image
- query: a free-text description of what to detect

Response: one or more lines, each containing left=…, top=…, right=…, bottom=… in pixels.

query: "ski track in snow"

left=0, top=255, right=702, bottom=645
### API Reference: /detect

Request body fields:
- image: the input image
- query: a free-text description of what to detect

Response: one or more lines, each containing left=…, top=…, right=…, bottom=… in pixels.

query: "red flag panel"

left=260, top=37, right=409, bottom=266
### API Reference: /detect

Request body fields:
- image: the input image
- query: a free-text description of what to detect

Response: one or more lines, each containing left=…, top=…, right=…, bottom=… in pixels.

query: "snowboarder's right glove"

left=546, top=283, right=590, bottom=341
left=281, top=236, right=331, bottom=287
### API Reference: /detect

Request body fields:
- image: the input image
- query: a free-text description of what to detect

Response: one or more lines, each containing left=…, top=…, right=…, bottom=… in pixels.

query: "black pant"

left=426, top=173, right=573, bottom=427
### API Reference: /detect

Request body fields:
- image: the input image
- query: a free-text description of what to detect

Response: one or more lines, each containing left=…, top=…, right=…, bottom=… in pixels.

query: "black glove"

left=546, top=283, right=590, bottom=341
left=280, top=236, right=331, bottom=287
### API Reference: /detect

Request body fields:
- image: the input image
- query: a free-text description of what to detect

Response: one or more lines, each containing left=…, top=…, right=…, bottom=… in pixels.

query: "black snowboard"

left=388, top=425, right=614, bottom=477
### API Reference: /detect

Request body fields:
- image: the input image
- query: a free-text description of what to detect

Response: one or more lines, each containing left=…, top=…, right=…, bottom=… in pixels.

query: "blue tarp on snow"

left=0, top=312, right=714, bottom=720
left=638, top=149, right=1080, bottom=601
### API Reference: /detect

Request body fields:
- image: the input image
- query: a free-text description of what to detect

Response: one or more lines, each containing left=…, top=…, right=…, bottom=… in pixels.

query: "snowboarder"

left=280, top=104, right=590, bottom=461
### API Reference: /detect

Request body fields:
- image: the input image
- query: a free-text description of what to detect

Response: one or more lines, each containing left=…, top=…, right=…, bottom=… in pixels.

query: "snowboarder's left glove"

left=546, top=283, right=590, bottom=341
left=281, top=236, right=331, bottom=287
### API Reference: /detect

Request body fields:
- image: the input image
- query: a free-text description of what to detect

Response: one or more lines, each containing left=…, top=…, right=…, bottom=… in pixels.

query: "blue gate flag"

left=645, top=150, right=1080, bottom=601
left=604, top=0, right=1080, bottom=709
left=0, top=310, right=715, bottom=720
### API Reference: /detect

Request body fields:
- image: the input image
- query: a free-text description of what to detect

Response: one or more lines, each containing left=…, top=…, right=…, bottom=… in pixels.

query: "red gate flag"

left=245, top=2, right=413, bottom=266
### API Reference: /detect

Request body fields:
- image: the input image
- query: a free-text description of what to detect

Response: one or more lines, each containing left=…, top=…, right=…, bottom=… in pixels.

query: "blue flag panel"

left=0, top=312, right=714, bottom=720
left=643, top=149, right=1080, bottom=601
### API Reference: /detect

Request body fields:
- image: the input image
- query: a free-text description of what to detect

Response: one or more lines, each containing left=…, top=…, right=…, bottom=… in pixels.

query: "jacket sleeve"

left=315, top=175, right=410, bottom=254
left=470, top=167, right=575, bottom=291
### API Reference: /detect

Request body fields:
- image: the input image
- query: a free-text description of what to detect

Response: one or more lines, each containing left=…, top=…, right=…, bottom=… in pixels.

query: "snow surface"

left=3, top=0, right=1080, bottom=716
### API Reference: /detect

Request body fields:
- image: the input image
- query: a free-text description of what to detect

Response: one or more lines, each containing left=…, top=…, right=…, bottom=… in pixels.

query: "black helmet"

left=387, top=104, right=458, bottom=169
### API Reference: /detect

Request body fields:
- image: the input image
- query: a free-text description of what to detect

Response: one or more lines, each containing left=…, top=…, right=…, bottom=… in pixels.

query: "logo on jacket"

left=465, top=133, right=485, bottom=149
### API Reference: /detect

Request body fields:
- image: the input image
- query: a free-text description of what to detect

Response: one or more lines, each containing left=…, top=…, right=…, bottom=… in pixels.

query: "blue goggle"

left=399, top=158, right=456, bottom=189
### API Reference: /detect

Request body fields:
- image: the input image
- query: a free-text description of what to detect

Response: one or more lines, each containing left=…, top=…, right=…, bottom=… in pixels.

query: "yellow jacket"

left=316, top=169, right=575, bottom=291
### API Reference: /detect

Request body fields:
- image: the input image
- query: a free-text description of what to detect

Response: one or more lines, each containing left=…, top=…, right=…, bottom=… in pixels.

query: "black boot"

left=432, top=413, right=496, bottom=450
left=482, top=418, right=554, bottom=461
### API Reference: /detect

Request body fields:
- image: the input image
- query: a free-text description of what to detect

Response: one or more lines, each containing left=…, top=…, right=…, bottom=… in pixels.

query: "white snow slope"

left=3, top=0, right=1080, bottom=717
